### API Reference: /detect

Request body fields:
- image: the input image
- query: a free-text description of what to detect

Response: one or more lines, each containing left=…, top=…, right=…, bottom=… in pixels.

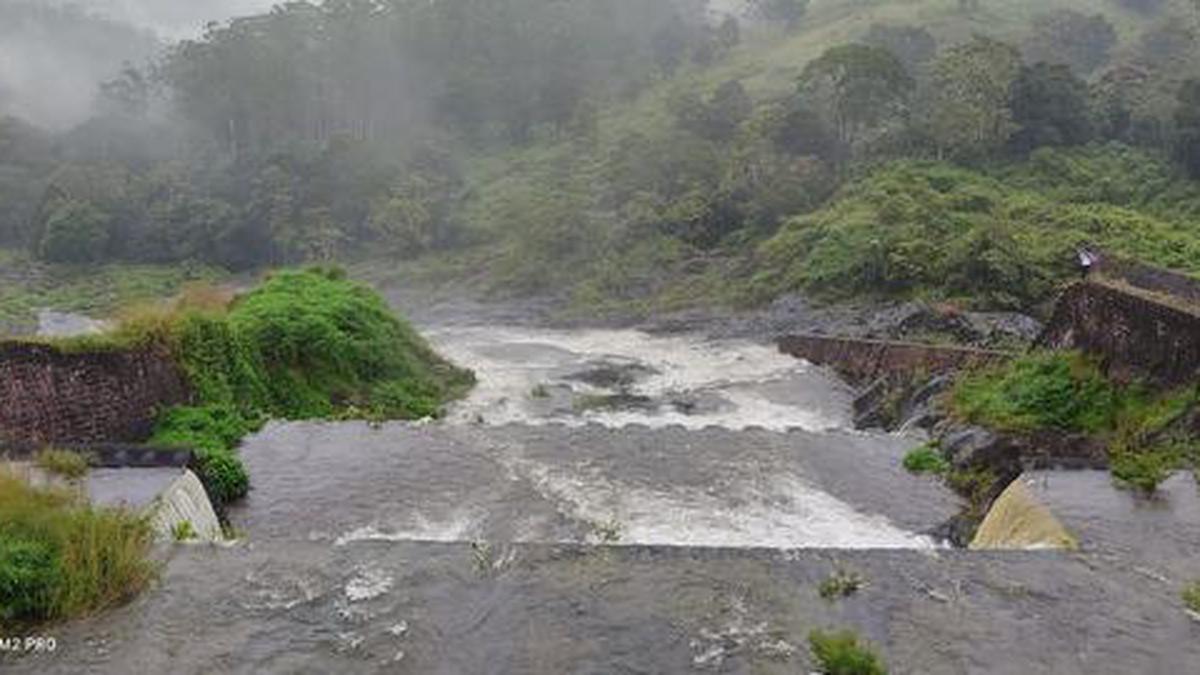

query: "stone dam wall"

left=777, top=335, right=1012, bottom=383
left=1039, top=281, right=1200, bottom=385
left=0, top=341, right=190, bottom=447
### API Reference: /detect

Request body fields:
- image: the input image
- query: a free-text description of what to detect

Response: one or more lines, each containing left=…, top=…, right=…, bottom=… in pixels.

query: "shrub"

left=1110, top=446, right=1180, bottom=494
left=809, top=629, right=888, bottom=675
left=951, top=352, right=1119, bottom=433
left=902, top=444, right=949, bottom=475
left=0, top=471, right=155, bottom=629
left=0, top=536, right=59, bottom=624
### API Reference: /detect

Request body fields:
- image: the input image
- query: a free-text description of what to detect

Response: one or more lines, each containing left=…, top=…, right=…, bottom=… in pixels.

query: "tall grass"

left=0, top=470, right=156, bottom=629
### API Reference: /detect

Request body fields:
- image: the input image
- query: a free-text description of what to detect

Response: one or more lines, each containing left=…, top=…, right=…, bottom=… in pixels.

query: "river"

left=6, top=309, right=1200, bottom=673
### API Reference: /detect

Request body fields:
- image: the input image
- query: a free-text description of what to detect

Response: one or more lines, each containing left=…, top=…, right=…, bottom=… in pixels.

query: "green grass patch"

left=951, top=352, right=1121, bottom=434
left=809, top=629, right=887, bottom=675
left=902, top=443, right=949, bottom=475
left=0, top=470, right=156, bottom=629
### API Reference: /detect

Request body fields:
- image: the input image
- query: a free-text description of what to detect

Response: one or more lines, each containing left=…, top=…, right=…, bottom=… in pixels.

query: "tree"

left=1009, top=63, right=1093, bottom=154
left=922, top=36, right=1023, bottom=159
left=1175, top=79, right=1200, bottom=178
left=1116, top=0, right=1167, bottom=15
left=1023, top=10, right=1117, bottom=76
left=863, top=24, right=937, bottom=76
left=673, top=80, right=753, bottom=142
left=799, top=44, right=913, bottom=154
left=38, top=200, right=112, bottom=264
left=745, top=0, right=809, bottom=31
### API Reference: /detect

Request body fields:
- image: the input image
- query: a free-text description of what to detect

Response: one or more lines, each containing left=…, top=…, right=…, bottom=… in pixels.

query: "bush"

left=150, top=405, right=254, bottom=507
left=951, top=352, right=1120, bottom=433
left=0, top=471, right=155, bottom=629
left=809, top=629, right=887, bottom=675
left=903, top=444, right=949, bottom=475
left=0, top=537, right=59, bottom=624
left=1110, top=446, right=1179, bottom=494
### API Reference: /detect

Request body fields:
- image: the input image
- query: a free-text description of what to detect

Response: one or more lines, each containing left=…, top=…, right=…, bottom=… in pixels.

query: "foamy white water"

left=427, top=326, right=854, bottom=432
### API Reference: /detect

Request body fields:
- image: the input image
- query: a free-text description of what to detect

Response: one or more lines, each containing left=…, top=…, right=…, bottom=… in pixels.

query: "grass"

left=951, top=352, right=1122, bottom=434
left=819, top=569, right=866, bottom=601
left=33, top=449, right=91, bottom=481
left=952, top=352, right=1200, bottom=493
left=1184, top=581, right=1200, bottom=615
left=0, top=470, right=156, bottom=629
left=171, top=521, right=197, bottom=542
left=903, top=444, right=950, bottom=475
left=809, top=629, right=888, bottom=675
left=0, top=251, right=226, bottom=334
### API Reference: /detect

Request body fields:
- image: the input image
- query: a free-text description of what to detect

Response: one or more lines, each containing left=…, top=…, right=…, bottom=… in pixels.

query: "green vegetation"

left=1183, top=581, right=1200, bottom=614
left=33, top=449, right=91, bottom=481
left=819, top=569, right=866, bottom=601
left=951, top=352, right=1200, bottom=492
left=0, top=252, right=226, bottom=334
left=146, top=268, right=473, bottom=508
left=0, top=470, right=155, bottom=629
left=903, top=443, right=950, bottom=475
left=171, top=521, right=197, bottom=543
left=809, top=629, right=887, bottom=675
left=751, top=150, right=1200, bottom=310
left=952, top=352, right=1121, bottom=433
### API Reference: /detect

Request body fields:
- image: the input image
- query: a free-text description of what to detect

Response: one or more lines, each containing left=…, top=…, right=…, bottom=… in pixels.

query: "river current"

left=8, top=312, right=1200, bottom=673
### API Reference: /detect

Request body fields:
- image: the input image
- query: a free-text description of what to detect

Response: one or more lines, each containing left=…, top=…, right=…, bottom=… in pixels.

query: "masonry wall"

left=0, top=341, right=190, bottom=447
left=777, top=335, right=1011, bottom=383
left=1039, top=281, right=1200, bottom=385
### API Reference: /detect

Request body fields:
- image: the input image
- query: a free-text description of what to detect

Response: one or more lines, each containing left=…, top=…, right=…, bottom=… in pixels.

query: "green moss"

left=809, top=629, right=887, bottom=675
left=903, top=444, right=949, bottom=475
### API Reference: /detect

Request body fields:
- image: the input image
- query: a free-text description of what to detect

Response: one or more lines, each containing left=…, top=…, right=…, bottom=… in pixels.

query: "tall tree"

left=799, top=44, right=913, bottom=154
left=1175, top=79, right=1200, bottom=178
left=921, top=36, right=1023, bottom=159
left=1009, top=63, right=1093, bottom=154
left=1023, top=10, right=1117, bottom=76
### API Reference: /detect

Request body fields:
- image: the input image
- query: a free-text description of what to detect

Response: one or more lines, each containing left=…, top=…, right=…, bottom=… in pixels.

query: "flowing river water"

left=7, top=308, right=1200, bottom=673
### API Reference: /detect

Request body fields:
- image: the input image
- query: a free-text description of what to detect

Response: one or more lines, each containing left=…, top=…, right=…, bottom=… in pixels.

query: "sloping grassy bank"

left=144, top=268, right=474, bottom=509
left=949, top=351, right=1199, bottom=492
left=0, top=470, right=156, bottom=630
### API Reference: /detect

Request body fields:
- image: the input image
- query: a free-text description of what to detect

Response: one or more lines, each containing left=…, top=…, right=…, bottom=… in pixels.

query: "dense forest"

left=2, top=0, right=1200, bottom=314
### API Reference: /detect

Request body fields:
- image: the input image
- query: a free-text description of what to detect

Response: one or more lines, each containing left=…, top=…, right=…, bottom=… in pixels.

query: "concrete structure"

left=777, top=334, right=1012, bottom=383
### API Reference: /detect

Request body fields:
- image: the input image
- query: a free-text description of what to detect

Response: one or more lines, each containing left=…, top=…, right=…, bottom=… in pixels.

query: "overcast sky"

left=53, top=0, right=277, bottom=39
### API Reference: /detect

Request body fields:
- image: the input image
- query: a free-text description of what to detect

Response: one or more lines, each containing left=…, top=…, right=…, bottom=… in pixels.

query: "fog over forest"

left=0, top=0, right=275, bottom=127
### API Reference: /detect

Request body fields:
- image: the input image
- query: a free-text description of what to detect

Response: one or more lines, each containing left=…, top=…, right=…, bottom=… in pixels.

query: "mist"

left=0, top=0, right=276, bottom=129
left=48, top=0, right=278, bottom=39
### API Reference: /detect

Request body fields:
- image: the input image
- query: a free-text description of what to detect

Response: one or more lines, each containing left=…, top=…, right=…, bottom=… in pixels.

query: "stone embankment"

left=0, top=340, right=190, bottom=446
